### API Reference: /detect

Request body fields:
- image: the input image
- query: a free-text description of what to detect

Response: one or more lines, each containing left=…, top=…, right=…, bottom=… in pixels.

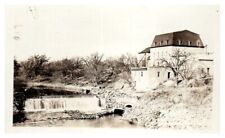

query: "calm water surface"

left=15, top=114, right=137, bottom=128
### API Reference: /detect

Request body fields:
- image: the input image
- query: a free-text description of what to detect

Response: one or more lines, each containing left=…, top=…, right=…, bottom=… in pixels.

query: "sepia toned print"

left=6, top=5, right=219, bottom=131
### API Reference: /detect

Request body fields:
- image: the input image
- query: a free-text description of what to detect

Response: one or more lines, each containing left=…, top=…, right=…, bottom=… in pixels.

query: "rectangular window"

left=141, top=71, right=143, bottom=77
left=166, top=40, right=169, bottom=45
left=188, top=41, right=192, bottom=46
left=157, top=72, right=160, bottom=77
left=168, top=72, right=170, bottom=79
left=207, top=68, right=210, bottom=75
left=160, top=41, right=163, bottom=46
left=178, top=40, right=182, bottom=45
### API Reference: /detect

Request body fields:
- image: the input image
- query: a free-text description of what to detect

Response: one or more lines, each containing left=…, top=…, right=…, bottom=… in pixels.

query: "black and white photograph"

left=4, top=3, right=220, bottom=132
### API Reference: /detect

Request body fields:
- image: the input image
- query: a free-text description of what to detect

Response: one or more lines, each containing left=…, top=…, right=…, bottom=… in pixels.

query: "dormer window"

left=160, top=41, right=163, bottom=46
left=188, top=41, right=192, bottom=46
left=197, top=41, right=200, bottom=46
left=154, top=42, right=157, bottom=46
left=178, top=40, right=182, bottom=45
left=166, top=40, right=169, bottom=45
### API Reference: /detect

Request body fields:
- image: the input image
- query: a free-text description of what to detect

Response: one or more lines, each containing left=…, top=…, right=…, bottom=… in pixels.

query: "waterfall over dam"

left=25, top=95, right=103, bottom=113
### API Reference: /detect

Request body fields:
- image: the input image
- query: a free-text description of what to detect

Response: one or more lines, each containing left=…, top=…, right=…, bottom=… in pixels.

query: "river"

left=14, top=88, right=137, bottom=128
left=14, top=114, right=137, bottom=128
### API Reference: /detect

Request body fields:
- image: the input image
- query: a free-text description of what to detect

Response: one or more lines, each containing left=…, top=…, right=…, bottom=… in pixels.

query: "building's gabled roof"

left=139, top=30, right=204, bottom=54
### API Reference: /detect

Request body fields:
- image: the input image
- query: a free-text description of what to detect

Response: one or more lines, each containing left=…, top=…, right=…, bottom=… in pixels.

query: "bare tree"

left=160, top=49, right=191, bottom=85
left=118, top=53, right=139, bottom=72
left=60, top=57, right=84, bottom=79
left=82, top=53, right=105, bottom=84
left=179, top=61, right=196, bottom=80
left=20, top=55, right=48, bottom=79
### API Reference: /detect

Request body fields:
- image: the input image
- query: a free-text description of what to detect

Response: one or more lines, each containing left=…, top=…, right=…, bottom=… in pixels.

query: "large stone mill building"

left=131, top=30, right=213, bottom=91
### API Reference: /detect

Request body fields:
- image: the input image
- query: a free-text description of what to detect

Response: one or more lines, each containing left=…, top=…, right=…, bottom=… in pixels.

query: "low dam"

left=14, top=86, right=137, bottom=127
left=25, top=95, right=102, bottom=113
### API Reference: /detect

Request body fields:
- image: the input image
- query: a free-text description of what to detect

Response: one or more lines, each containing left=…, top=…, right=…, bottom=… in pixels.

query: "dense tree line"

left=13, top=53, right=138, bottom=122
left=14, top=53, right=139, bottom=85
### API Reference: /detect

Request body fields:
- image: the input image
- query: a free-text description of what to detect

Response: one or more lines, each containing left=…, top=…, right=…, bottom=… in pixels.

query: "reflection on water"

left=15, top=114, right=137, bottom=128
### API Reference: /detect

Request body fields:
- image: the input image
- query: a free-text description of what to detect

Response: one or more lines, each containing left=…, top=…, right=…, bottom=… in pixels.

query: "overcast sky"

left=6, top=5, right=219, bottom=61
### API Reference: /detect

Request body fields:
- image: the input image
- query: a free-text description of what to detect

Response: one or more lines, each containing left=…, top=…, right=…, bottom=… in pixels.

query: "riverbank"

left=14, top=78, right=215, bottom=130
left=122, top=85, right=214, bottom=130
left=17, top=109, right=115, bottom=121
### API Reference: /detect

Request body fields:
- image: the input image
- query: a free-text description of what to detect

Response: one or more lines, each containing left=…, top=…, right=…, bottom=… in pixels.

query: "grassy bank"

left=122, top=81, right=214, bottom=130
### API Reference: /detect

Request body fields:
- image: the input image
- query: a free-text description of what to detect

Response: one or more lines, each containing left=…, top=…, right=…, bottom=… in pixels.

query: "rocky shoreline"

left=21, top=109, right=115, bottom=122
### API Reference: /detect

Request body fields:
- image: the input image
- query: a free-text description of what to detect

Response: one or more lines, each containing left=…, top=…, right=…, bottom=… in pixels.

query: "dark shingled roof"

left=139, top=47, right=150, bottom=54
left=151, top=30, right=204, bottom=48
left=139, top=30, right=204, bottom=54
